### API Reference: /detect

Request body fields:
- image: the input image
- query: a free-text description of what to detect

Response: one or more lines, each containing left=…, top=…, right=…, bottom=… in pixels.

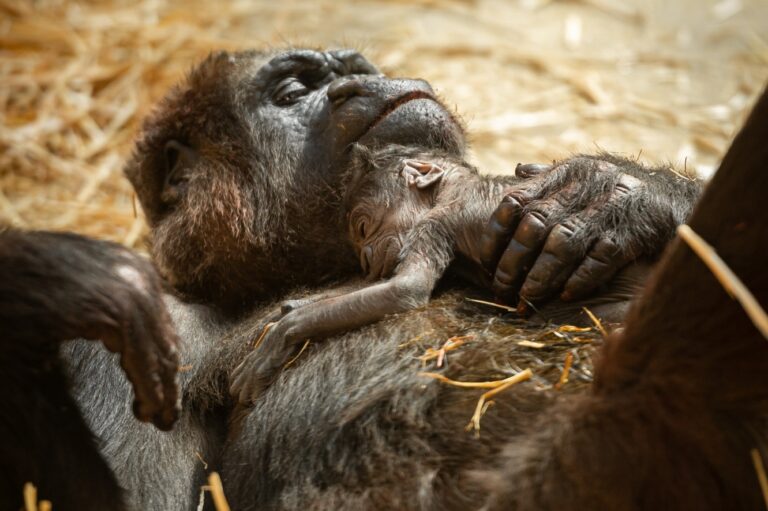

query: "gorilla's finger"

left=561, top=237, right=632, bottom=301
left=142, top=302, right=181, bottom=430
left=120, top=311, right=164, bottom=425
left=515, top=163, right=552, bottom=179
left=478, top=195, right=525, bottom=273
left=153, top=343, right=180, bottom=429
left=120, top=295, right=180, bottom=429
left=518, top=223, right=583, bottom=305
left=491, top=211, right=551, bottom=299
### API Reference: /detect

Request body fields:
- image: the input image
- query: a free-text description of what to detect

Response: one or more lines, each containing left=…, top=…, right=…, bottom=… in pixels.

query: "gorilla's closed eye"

left=274, top=78, right=309, bottom=106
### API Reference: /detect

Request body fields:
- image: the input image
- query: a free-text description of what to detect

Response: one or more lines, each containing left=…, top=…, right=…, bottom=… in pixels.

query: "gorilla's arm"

left=478, top=155, right=702, bottom=310
left=0, top=229, right=180, bottom=428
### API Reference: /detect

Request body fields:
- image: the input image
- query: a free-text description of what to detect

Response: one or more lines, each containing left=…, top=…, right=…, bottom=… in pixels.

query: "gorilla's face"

left=124, top=49, right=466, bottom=309
left=248, top=49, right=465, bottom=184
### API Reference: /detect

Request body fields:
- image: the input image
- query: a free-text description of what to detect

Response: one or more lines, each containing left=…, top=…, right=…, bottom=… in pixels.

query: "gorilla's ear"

left=401, top=160, right=445, bottom=190
left=162, top=140, right=198, bottom=201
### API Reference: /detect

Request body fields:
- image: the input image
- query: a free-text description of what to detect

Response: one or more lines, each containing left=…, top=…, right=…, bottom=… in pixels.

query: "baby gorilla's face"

left=347, top=176, right=431, bottom=280
left=347, top=202, right=417, bottom=280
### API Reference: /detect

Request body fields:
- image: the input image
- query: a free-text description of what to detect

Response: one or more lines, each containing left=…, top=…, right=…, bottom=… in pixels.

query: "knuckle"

left=614, top=174, right=643, bottom=196
left=500, top=194, right=525, bottom=211
left=492, top=277, right=514, bottom=294
left=591, top=238, right=621, bottom=262
left=592, top=159, right=618, bottom=172
left=520, top=276, right=543, bottom=296
left=545, top=225, right=579, bottom=258
left=519, top=212, right=547, bottom=237
left=586, top=250, right=612, bottom=267
left=493, top=269, right=514, bottom=286
left=515, top=213, right=553, bottom=251
left=580, top=255, right=610, bottom=276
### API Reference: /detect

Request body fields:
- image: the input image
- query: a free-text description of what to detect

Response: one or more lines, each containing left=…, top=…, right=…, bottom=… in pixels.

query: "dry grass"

left=419, top=368, right=534, bottom=433
left=22, top=482, right=51, bottom=511
left=1, top=0, right=767, bottom=247
left=205, top=472, right=231, bottom=511
left=678, top=224, right=768, bottom=339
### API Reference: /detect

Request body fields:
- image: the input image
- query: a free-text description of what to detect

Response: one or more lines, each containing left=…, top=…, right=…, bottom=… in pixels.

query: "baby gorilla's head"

left=344, top=146, right=449, bottom=280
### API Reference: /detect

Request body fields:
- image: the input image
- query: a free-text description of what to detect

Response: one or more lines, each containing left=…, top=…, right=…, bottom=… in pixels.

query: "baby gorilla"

left=231, top=146, right=662, bottom=403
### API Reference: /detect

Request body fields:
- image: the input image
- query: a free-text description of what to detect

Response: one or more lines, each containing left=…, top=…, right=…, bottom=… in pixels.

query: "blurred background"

left=1, top=0, right=766, bottom=247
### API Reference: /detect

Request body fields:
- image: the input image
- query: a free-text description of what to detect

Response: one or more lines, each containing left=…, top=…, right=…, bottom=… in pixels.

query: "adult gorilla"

left=0, top=49, right=701, bottom=510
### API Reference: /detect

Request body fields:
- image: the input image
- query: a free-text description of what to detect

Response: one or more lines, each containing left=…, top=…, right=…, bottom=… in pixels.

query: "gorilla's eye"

left=274, top=78, right=308, bottom=106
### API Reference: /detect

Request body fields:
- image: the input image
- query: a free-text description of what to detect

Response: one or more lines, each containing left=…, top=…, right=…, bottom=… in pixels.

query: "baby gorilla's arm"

left=230, top=218, right=454, bottom=404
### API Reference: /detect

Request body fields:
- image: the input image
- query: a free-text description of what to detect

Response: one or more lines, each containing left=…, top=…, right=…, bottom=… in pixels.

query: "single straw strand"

left=677, top=224, right=768, bottom=340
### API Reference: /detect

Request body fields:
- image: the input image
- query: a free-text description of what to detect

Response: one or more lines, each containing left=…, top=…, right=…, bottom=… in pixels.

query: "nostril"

left=361, top=245, right=373, bottom=274
left=327, top=77, right=370, bottom=109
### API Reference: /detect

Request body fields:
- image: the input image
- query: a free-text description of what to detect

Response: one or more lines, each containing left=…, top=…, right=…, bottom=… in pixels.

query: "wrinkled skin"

left=478, top=155, right=701, bottom=311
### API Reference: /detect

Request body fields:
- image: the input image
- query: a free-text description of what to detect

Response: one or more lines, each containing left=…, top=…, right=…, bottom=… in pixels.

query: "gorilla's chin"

left=358, top=98, right=466, bottom=156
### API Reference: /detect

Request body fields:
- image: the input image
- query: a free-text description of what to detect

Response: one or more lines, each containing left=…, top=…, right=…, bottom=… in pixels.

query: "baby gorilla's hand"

left=229, top=307, right=304, bottom=405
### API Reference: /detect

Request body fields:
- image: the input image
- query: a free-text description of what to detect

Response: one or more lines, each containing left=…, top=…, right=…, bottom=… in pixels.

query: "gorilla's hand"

left=0, top=230, right=181, bottom=430
left=478, top=155, right=701, bottom=311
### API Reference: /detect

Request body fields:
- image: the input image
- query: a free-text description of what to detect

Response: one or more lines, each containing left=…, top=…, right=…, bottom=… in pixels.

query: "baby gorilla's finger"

left=230, top=354, right=275, bottom=405
left=478, top=195, right=525, bottom=273
left=518, top=223, right=583, bottom=306
left=561, top=237, right=632, bottom=301
left=515, top=163, right=552, bottom=179
left=229, top=358, right=251, bottom=397
left=491, top=210, right=551, bottom=300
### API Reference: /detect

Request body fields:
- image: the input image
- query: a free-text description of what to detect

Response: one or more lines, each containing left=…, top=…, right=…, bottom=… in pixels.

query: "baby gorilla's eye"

left=274, top=78, right=308, bottom=106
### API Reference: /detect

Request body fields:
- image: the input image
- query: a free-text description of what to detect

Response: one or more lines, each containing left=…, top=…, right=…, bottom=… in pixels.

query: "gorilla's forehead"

left=191, top=48, right=380, bottom=93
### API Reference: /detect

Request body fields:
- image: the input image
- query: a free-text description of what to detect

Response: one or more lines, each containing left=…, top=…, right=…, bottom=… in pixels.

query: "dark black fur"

left=0, top=230, right=179, bottom=510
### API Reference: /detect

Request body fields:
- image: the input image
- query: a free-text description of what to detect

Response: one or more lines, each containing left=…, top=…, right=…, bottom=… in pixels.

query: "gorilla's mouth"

left=356, top=90, right=464, bottom=154
left=361, top=90, right=439, bottom=137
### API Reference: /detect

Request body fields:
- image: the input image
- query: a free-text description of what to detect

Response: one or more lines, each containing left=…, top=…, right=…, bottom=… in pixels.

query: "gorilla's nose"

left=328, top=78, right=373, bottom=109
left=327, top=76, right=435, bottom=111
left=328, top=49, right=379, bottom=76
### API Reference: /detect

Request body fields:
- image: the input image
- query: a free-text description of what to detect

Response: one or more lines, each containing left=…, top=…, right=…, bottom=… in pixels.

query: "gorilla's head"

left=125, top=49, right=466, bottom=310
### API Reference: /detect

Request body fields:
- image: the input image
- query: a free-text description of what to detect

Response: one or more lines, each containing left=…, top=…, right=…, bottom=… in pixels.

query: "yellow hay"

left=677, top=224, right=768, bottom=340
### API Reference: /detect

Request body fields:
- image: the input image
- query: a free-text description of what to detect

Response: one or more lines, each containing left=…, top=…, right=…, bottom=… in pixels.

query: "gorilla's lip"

left=359, top=90, right=444, bottom=140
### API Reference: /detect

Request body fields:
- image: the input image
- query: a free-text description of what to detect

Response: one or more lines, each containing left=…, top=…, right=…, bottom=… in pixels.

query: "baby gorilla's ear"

left=401, top=160, right=445, bottom=190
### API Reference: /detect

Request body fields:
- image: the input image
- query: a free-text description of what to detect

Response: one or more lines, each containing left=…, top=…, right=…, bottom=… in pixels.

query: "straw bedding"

left=2, top=0, right=766, bottom=248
